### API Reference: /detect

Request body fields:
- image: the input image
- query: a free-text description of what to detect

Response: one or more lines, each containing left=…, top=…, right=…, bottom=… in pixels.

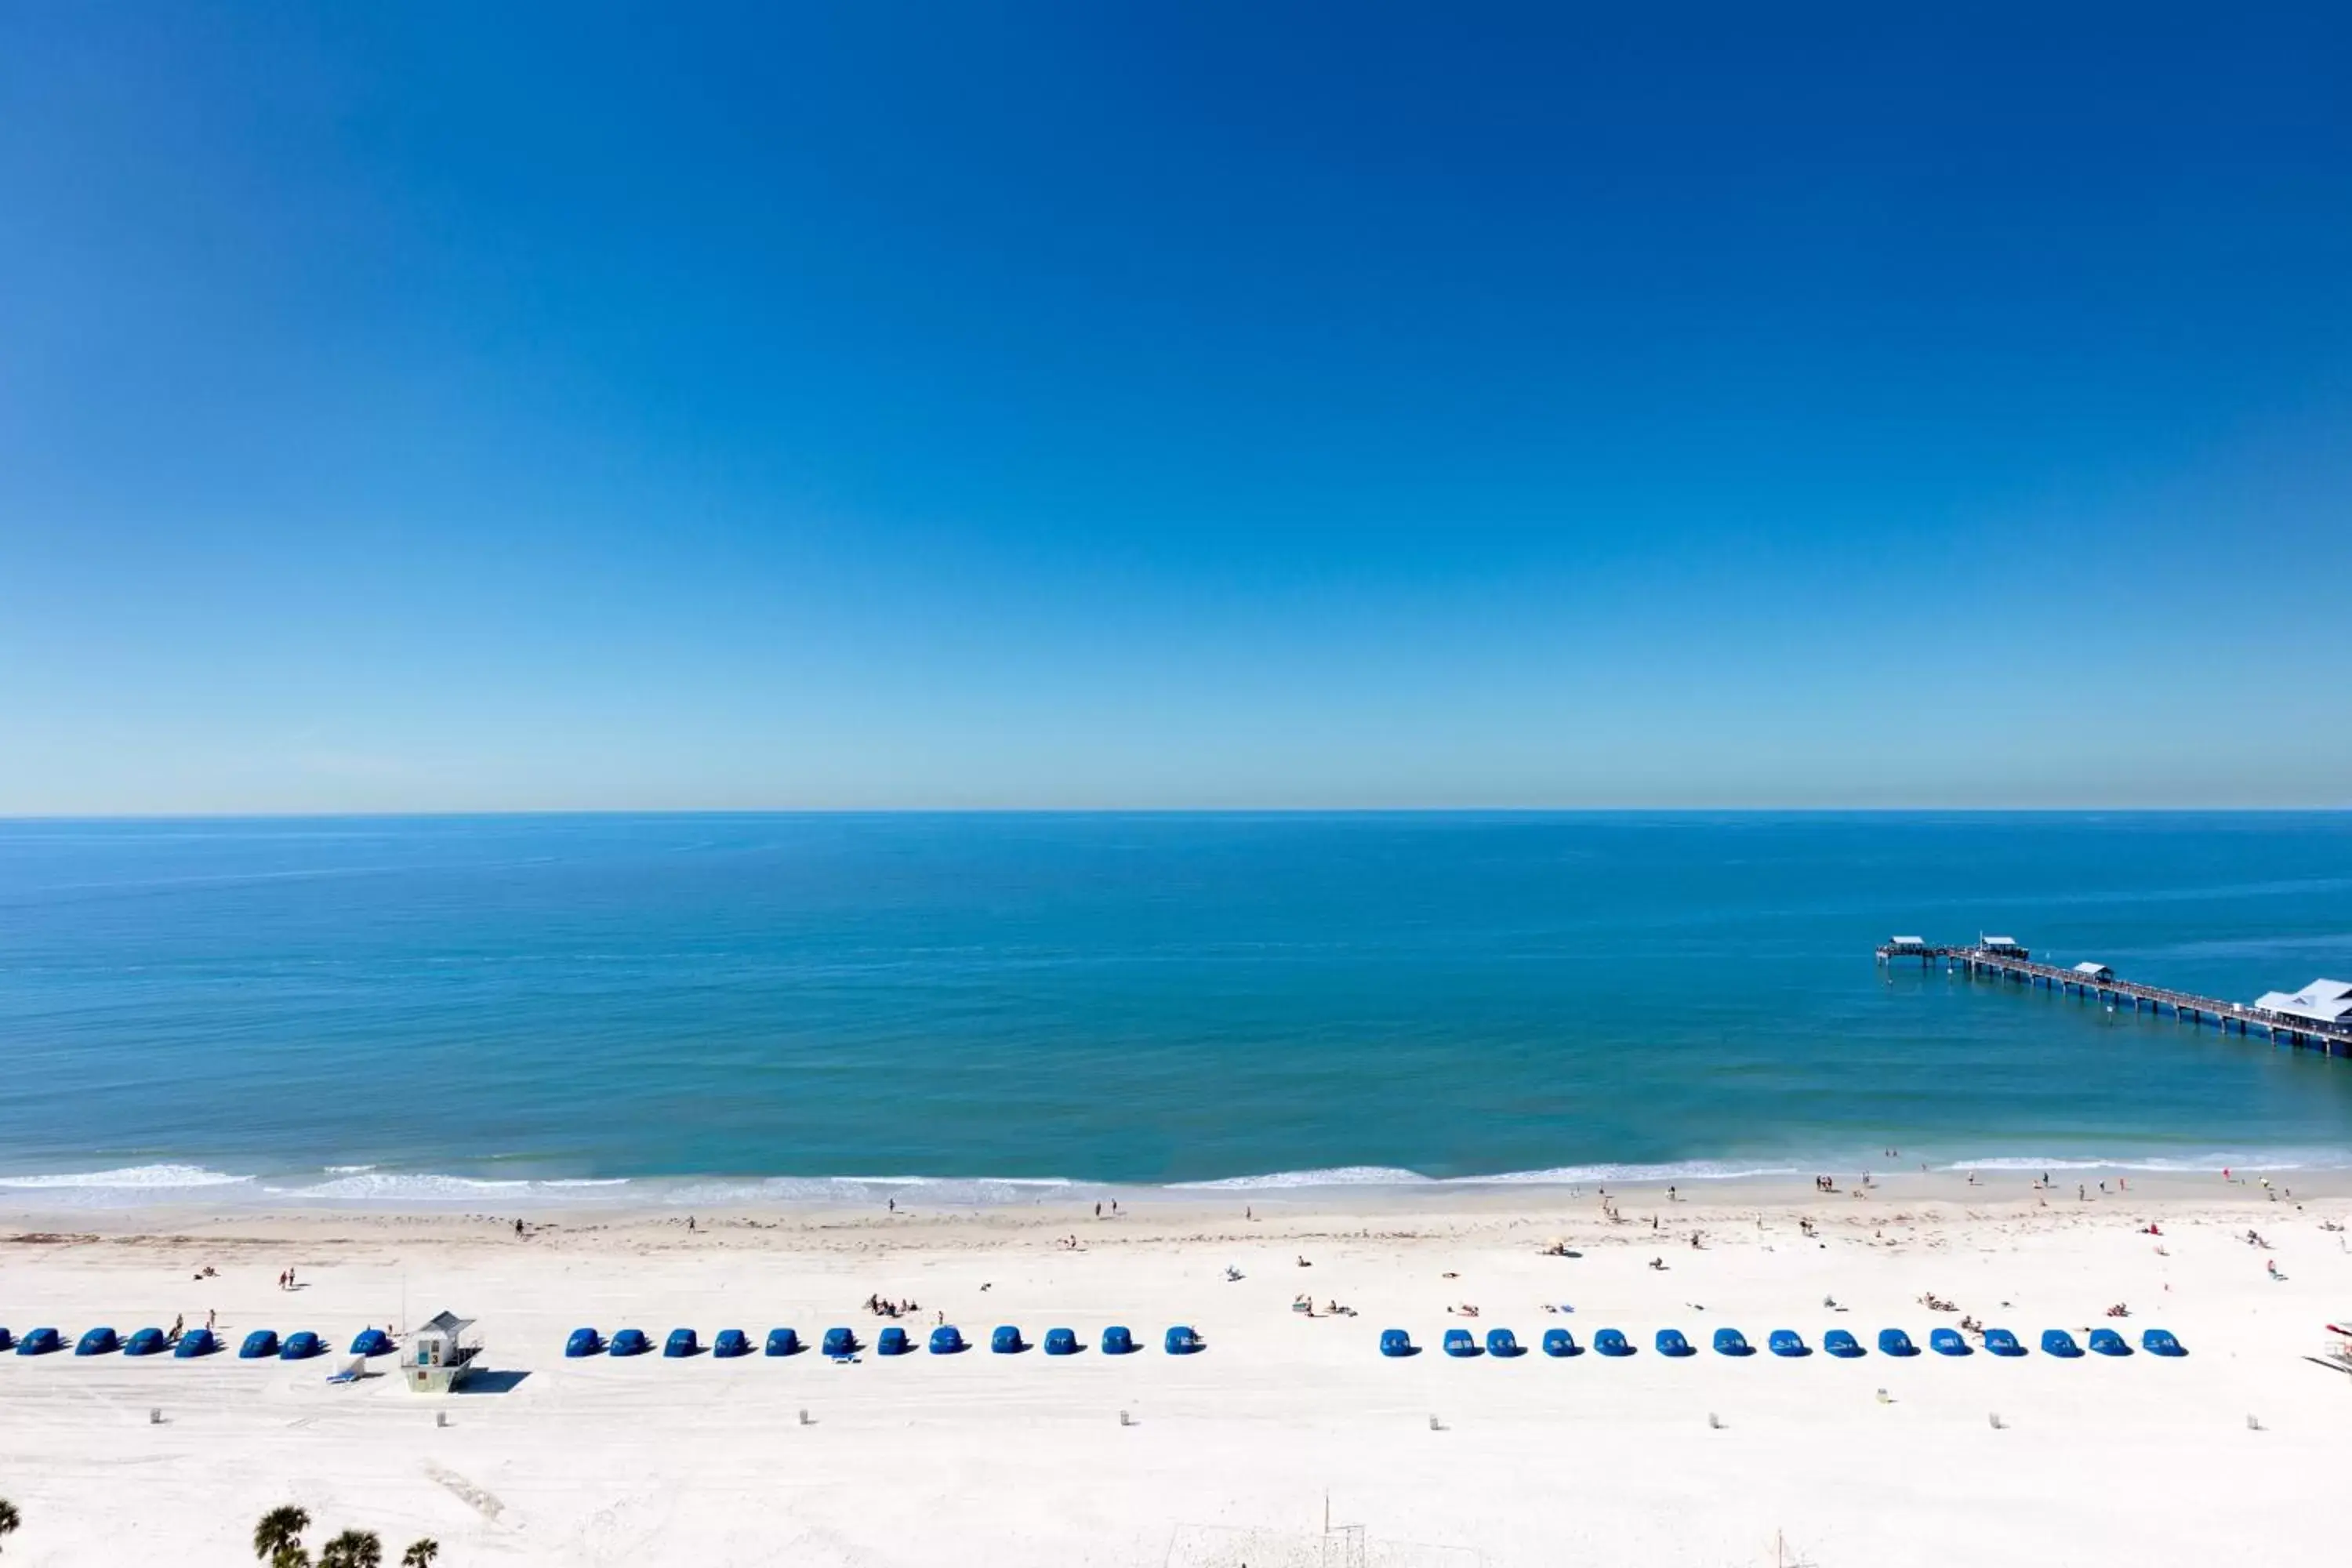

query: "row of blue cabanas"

left=2, top=1325, right=398, bottom=1360
left=567, top=1324, right=1206, bottom=1359
left=1382, top=1326, right=2185, bottom=1359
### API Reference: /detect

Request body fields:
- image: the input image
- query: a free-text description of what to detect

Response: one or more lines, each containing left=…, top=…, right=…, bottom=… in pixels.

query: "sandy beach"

left=0, top=1171, right=2346, bottom=1566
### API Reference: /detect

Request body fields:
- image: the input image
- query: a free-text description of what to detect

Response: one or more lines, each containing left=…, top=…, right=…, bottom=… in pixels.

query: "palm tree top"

left=253, top=1505, right=310, bottom=1562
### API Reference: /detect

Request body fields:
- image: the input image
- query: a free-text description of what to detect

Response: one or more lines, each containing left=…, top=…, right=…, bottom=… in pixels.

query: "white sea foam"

left=0, top=1163, right=254, bottom=1190
left=321, top=1163, right=376, bottom=1174
left=1943, top=1152, right=2352, bottom=1174
left=1171, top=1166, right=1434, bottom=1190
left=288, top=1171, right=539, bottom=1201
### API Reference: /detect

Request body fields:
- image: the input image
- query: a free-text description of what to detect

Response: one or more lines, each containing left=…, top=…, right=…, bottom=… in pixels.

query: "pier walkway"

left=1874, top=942, right=2352, bottom=1058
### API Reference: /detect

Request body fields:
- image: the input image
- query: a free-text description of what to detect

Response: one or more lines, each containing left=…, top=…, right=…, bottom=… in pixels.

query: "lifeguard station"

left=405, top=1309, right=482, bottom=1393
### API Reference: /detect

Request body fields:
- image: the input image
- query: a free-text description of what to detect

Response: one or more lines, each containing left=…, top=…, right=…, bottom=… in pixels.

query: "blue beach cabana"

left=1380, top=1328, right=1416, bottom=1358
left=766, top=1327, right=803, bottom=1357
left=125, top=1327, right=167, bottom=1356
left=1655, top=1329, right=1694, bottom=1357
left=1823, top=1330, right=1864, bottom=1359
left=663, top=1328, right=700, bottom=1358
left=2087, top=1328, right=2131, bottom=1357
left=1768, top=1330, right=1808, bottom=1357
left=17, top=1327, right=63, bottom=1356
left=927, top=1325, right=966, bottom=1355
left=172, top=1327, right=217, bottom=1358
left=1164, top=1326, right=1203, bottom=1355
left=75, top=1327, right=120, bottom=1356
left=238, top=1330, right=279, bottom=1360
left=2141, top=1328, right=2186, bottom=1356
left=609, top=1328, right=651, bottom=1357
left=0, top=1328, right=12, bottom=1352
left=1485, top=1328, right=1522, bottom=1358
left=1713, top=1328, right=1752, bottom=1356
left=2041, top=1329, right=2083, bottom=1358
left=1443, top=1328, right=1479, bottom=1358
left=564, top=1328, right=604, bottom=1358
left=280, top=1331, right=324, bottom=1361
left=1929, top=1327, right=1969, bottom=1356
left=1594, top=1329, right=1635, bottom=1357
left=1981, top=1327, right=2024, bottom=1356
left=1043, top=1327, right=1079, bottom=1356
left=822, top=1327, right=860, bottom=1359
left=1877, top=1329, right=1918, bottom=1357
left=1101, top=1325, right=1136, bottom=1355
left=877, top=1327, right=910, bottom=1356
left=351, top=1328, right=394, bottom=1357
left=1541, top=1328, right=1577, bottom=1357
left=715, top=1329, right=753, bottom=1358
left=990, top=1325, right=1025, bottom=1354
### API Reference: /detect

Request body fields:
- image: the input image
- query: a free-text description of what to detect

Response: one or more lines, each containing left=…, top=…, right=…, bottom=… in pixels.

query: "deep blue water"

left=1, top=813, right=2350, bottom=1202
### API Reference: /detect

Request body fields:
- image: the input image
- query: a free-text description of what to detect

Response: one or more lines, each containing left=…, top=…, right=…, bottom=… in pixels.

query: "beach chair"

left=1929, top=1327, right=1969, bottom=1356
left=1164, top=1325, right=1203, bottom=1356
left=1101, top=1325, right=1136, bottom=1355
left=1486, top=1328, right=1523, bottom=1358
left=1043, top=1327, right=1080, bottom=1356
left=2140, top=1328, right=2186, bottom=1357
left=609, top=1328, right=651, bottom=1357
left=279, top=1331, right=325, bottom=1361
left=1877, top=1329, right=1918, bottom=1357
left=663, top=1328, right=700, bottom=1358
left=877, top=1327, right=911, bottom=1357
left=927, top=1325, right=965, bottom=1355
left=124, top=1327, right=166, bottom=1357
left=238, top=1330, right=279, bottom=1360
left=1443, top=1328, right=1480, bottom=1358
left=172, top=1328, right=216, bottom=1359
left=350, top=1328, right=393, bottom=1357
left=1823, top=1329, right=1864, bottom=1359
left=16, top=1327, right=61, bottom=1356
left=2087, top=1328, right=2131, bottom=1357
left=766, top=1327, right=804, bottom=1357
left=1981, top=1327, right=2024, bottom=1356
left=714, top=1328, right=753, bottom=1358
left=74, top=1327, right=121, bottom=1356
left=564, top=1328, right=604, bottom=1358
left=1713, top=1328, right=1753, bottom=1356
left=990, top=1325, right=1025, bottom=1355
left=1380, top=1328, right=1417, bottom=1358
left=1541, top=1327, right=1578, bottom=1357
left=1655, top=1329, right=1694, bottom=1357
left=824, top=1327, right=862, bottom=1359
left=1767, top=1330, right=1807, bottom=1357
left=1595, top=1329, right=1635, bottom=1357
left=2040, top=1329, right=2083, bottom=1358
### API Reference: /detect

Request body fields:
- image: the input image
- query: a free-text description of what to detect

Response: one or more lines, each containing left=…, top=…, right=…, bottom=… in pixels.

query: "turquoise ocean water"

left=1, top=813, right=2349, bottom=1205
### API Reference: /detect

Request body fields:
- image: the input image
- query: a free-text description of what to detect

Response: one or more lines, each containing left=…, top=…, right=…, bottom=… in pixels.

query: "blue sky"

left=3, top=2, right=2347, bottom=811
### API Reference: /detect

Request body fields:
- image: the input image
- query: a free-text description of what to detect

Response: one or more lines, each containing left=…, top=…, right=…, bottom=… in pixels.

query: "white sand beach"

left=1, top=1171, right=2347, bottom=1566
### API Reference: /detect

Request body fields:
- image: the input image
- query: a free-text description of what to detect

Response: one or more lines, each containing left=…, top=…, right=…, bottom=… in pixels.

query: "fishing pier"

left=1874, top=937, right=2352, bottom=1058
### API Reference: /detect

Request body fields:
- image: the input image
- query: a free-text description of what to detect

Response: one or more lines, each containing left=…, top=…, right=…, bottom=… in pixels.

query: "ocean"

left=1, top=812, right=2348, bottom=1206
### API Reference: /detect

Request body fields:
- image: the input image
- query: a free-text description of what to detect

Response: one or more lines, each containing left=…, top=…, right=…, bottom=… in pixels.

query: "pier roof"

left=2254, top=980, right=2352, bottom=1025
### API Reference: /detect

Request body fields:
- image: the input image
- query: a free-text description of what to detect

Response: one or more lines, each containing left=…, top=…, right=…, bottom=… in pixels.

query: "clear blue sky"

left=3, top=2, right=2347, bottom=811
